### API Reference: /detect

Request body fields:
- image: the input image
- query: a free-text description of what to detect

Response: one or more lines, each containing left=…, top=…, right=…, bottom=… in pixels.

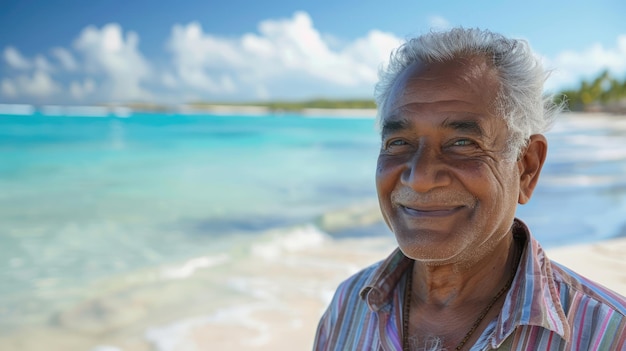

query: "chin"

left=398, top=240, right=466, bottom=265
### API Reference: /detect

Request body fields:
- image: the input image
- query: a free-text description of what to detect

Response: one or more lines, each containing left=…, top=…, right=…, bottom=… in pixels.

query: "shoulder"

left=313, top=259, right=388, bottom=350
left=550, top=259, right=626, bottom=317
left=549, top=259, right=626, bottom=348
left=326, top=258, right=385, bottom=310
left=515, top=223, right=626, bottom=348
left=314, top=248, right=412, bottom=350
left=516, top=219, right=626, bottom=319
left=325, top=247, right=411, bottom=310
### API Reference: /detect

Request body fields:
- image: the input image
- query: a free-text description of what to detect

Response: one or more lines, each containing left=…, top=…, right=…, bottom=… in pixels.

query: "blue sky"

left=1, top=0, right=624, bottom=105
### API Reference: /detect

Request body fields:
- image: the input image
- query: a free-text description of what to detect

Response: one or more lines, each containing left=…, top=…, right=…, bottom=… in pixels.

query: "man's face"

left=376, top=57, right=522, bottom=265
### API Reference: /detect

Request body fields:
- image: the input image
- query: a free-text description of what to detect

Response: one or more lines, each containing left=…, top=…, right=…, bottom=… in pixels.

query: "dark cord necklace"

left=402, top=242, right=520, bottom=351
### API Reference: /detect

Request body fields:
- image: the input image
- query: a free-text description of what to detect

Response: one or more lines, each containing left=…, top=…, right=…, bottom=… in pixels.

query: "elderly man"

left=314, top=28, right=626, bottom=351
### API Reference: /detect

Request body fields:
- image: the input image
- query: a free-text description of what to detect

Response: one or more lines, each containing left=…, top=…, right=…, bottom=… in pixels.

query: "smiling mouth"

left=400, top=205, right=463, bottom=217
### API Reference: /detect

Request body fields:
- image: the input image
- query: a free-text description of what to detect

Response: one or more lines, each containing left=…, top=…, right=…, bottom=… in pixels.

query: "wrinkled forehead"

left=382, top=56, right=503, bottom=120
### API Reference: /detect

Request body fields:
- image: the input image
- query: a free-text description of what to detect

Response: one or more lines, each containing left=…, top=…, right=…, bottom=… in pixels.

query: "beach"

left=0, top=112, right=625, bottom=350
left=0, top=231, right=624, bottom=351
left=156, top=235, right=626, bottom=351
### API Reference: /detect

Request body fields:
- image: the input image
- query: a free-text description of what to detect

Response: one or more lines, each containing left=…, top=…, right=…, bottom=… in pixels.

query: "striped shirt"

left=314, top=219, right=626, bottom=350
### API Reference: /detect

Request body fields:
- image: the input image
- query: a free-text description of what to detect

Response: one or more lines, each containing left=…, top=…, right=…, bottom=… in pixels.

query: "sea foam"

left=250, top=224, right=329, bottom=260
left=0, top=103, right=35, bottom=115
left=160, top=254, right=229, bottom=280
left=145, top=303, right=273, bottom=351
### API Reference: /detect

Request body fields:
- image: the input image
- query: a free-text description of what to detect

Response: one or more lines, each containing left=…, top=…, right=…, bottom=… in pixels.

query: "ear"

left=517, top=134, right=547, bottom=204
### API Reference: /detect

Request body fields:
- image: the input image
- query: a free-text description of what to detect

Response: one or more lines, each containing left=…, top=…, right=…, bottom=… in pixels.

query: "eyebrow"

left=381, top=115, right=485, bottom=139
left=442, top=119, right=485, bottom=136
left=380, top=118, right=410, bottom=139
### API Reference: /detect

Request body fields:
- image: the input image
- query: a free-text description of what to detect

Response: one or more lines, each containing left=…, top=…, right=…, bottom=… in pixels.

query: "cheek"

left=451, top=156, right=488, bottom=174
left=375, top=158, right=397, bottom=228
left=447, top=160, right=490, bottom=194
left=469, top=162, right=520, bottom=210
left=375, top=161, right=389, bottom=196
left=453, top=160, right=504, bottom=201
left=375, top=157, right=401, bottom=193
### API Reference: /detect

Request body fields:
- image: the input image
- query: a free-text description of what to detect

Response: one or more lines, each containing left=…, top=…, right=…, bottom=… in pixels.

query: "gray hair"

left=374, top=27, right=563, bottom=158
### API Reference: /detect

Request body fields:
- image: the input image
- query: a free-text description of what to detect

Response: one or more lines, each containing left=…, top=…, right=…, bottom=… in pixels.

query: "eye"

left=452, top=139, right=475, bottom=147
left=382, top=138, right=410, bottom=152
left=389, top=139, right=408, bottom=146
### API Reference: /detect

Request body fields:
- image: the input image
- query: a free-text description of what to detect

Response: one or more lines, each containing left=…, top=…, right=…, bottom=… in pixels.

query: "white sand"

left=547, top=237, right=626, bottom=295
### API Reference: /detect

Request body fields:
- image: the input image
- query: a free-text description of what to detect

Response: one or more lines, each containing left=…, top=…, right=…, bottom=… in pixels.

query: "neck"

left=410, top=231, right=517, bottom=307
left=403, top=232, right=522, bottom=350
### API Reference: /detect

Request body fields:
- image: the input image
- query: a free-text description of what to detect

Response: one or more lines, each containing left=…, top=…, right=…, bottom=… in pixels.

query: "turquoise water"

left=1, top=111, right=626, bottom=329
left=0, top=112, right=383, bottom=326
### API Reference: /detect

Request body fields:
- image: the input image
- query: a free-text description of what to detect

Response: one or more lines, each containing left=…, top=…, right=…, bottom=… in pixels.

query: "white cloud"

left=3, top=47, right=53, bottom=73
left=545, top=34, right=626, bottom=91
left=166, top=21, right=248, bottom=93
left=1, top=79, right=18, bottom=97
left=343, top=30, right=402, bottom=72
left=3, top=12, right=626, bottom=105
left=73, top=23, right=152, bottom=101
left=70, top=78, right=96, bottom=99
left=428, top=15, right=452, bottom=31
left=165, top=11, right=403, bottom=100
left=161, top=72, right=178, bottom=88
left=0, top=47, right=62, bottom=102
left=51, top=47, right=78, bottom=71
left=2, top=48, right=61, bottom=100
left=34, top=55, right=53, bottom=72
left=2, top=71, right=61, bottom=98
left=321, top=33, right=345, bottom=51
left=4, top=47, right=31, bottom=70
left=1, top=12, right=404, bottom=103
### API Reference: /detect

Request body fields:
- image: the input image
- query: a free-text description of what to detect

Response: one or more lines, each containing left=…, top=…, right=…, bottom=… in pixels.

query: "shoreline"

left=3, top=103, right=626, bottom=119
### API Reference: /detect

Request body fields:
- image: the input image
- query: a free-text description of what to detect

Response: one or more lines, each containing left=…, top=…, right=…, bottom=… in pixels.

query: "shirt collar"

left=359, top=247, right=411, bottom=312
left=491, top=219, right=570, bottom=345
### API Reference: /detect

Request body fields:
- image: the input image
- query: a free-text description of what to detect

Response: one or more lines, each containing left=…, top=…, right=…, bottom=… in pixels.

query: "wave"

left=156, top=203, right=389, bottom=280
left=159, top=254, right=230, bottom=280
left=7, top=105, right=135, bottom=117
left=315, top=201, right=382, bottom=233
left=0, top=103, right=35, bottom=115
left=145, top=302, right=275, bottom=351
left=540, top=174, right=626, bottom=189
left=250, top=224, right=329, bottom=260
left=41, top=105, right=109, bottom=117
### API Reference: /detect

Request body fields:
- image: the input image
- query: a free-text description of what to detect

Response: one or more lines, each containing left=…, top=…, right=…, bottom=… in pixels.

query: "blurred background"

left=1, top=1, right=625, bottom=350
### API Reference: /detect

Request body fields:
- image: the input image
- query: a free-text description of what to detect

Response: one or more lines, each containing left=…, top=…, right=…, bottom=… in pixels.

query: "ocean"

left=1, top=111, right=625, bottom=350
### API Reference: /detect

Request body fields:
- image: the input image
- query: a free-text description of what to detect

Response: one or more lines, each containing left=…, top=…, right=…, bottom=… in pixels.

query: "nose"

left=401, top=145, right=451, bottom=193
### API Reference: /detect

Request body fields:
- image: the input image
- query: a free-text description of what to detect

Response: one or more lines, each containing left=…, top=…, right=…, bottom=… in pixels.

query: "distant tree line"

left=185, top=71, right=626, bottom=114
left=557, top=70, right=626, bottom=112
left=189, top=98, right=377, bottom=111
left=256, top=98, right=377, bottom=110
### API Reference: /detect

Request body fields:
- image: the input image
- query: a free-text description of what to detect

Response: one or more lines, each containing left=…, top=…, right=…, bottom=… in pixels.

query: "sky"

left=0, top=0, right=625, bottom=106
